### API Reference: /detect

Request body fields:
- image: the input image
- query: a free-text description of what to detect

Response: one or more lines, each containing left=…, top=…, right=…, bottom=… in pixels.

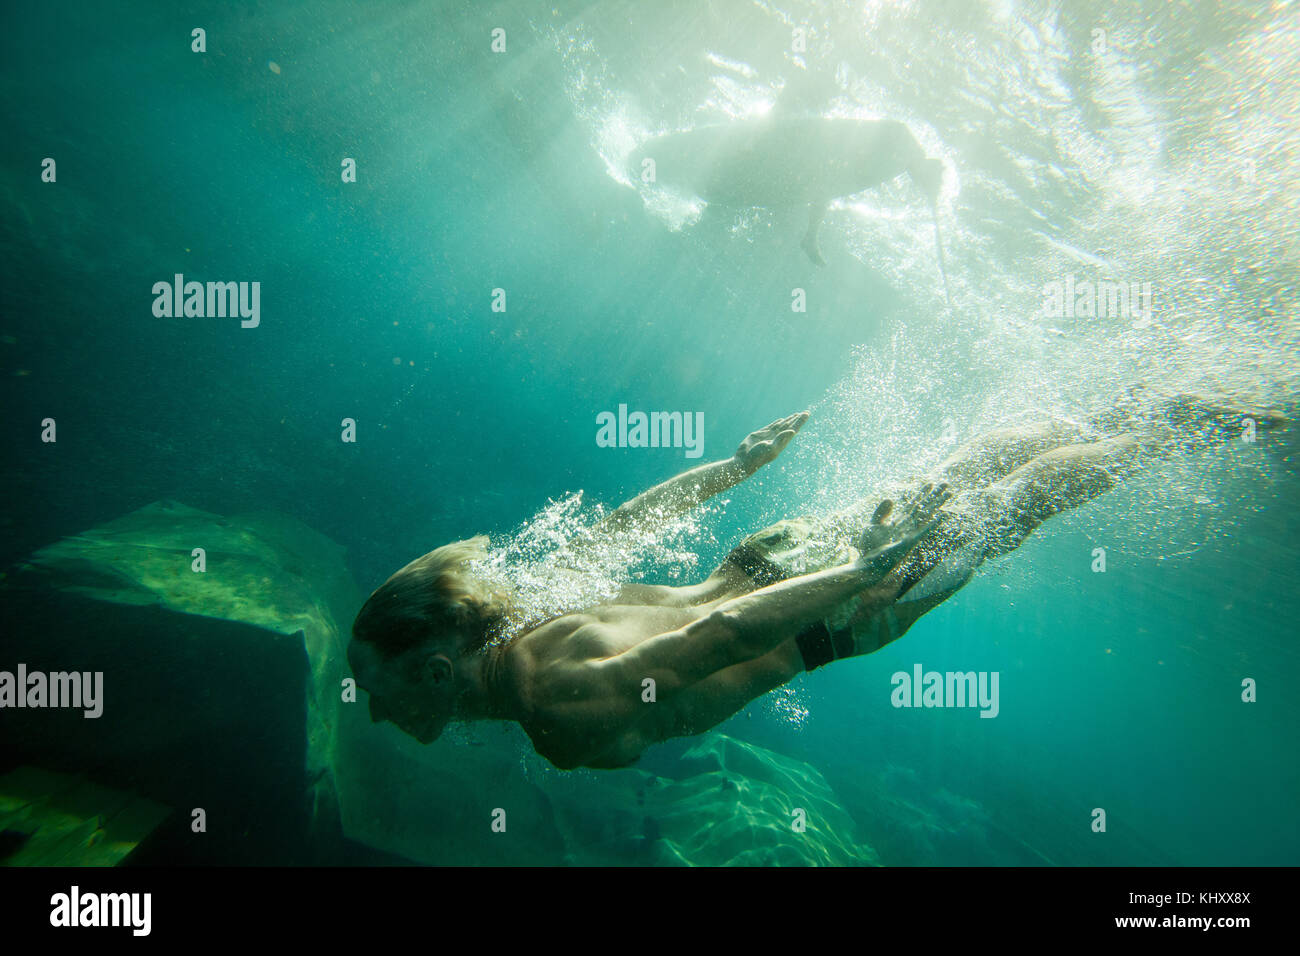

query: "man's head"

left=348, top=536, right=507, bottom=743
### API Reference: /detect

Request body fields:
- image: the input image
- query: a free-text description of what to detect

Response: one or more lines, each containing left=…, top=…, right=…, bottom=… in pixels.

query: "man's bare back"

left=498, top=578, right=800, bottom=769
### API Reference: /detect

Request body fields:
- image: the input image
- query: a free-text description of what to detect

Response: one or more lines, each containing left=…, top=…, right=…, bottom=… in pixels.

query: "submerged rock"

left=542, top=734, right=878, bottom=866
left=0, top=766, right=169, bottom=866
left=6, top=500, right=359, bottom=854
left=658, top=734, right=878, bottom=866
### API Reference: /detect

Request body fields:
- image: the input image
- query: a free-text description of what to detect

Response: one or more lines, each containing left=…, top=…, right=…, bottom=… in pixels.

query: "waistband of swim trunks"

left=795, top=620, right=856, bottom=670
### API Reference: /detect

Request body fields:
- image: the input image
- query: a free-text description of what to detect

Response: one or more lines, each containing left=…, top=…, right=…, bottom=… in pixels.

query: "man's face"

left=353, top=644, right=452, bottom=744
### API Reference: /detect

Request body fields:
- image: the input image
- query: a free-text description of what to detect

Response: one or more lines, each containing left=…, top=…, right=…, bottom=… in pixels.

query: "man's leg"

left=737, top=393, right=1288, bottom=671
left=830, top=390, right=1284, bottom=566
left=1089, top=388, right=1289, bottom=449
left=883, top=389, right=1284, bottom=505
left=747, top=419, right=1088, bottom=672
left=823, top=418, right=1091, bottom=540
left=817, top=434, right=1143, bottom=663
left=800, top=200, right=828, bottom=266
left=932, top=420, right=1091, bottom=490
left=975, top=434, right=1141, bottom=559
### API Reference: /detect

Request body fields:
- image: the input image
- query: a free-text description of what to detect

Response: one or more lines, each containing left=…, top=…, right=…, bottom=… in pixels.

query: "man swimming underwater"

left=349, top=392, right=1285, bottom=770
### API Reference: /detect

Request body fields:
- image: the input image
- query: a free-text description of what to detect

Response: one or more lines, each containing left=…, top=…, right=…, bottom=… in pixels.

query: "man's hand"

left=854, top=482, right=953, bottom=582
left=590, top=411, right=810, bottom=550
left=734, top=411, right=810, bottom=475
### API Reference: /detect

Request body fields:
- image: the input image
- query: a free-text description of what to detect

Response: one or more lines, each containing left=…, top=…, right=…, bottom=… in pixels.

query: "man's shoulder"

left=509, top=612, right=606, bottom=663
left=609, top=581, right=676, bottom=605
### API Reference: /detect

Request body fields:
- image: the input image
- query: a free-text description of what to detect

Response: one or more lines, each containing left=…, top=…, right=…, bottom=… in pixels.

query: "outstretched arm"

left=597, top=411, right=810, bottom=533
left=606, top=484, right=951, bottom=693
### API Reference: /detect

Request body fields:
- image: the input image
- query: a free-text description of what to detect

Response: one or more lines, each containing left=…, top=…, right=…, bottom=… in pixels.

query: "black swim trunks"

left=721, top=518, right=858, bottom=671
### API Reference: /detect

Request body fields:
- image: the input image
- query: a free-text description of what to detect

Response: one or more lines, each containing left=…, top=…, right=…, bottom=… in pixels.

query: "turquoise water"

left=1, top=1, right=1297, bottom=865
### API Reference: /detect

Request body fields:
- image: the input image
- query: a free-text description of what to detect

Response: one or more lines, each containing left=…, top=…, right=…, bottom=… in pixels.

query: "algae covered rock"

left=6, top=502, right=361, bottom=837
left=653, top=734, right=878, bottom=866
left=541, top=734, right=878, bottom=866
left=0, top=766, right=169, bottom=866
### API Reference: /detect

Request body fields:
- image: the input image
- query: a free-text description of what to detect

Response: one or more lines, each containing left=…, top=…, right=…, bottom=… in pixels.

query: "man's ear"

left=422, top=652, right=455, bottom=685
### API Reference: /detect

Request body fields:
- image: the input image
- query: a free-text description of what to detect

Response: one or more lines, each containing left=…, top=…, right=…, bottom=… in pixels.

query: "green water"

left=1, top=0, right=1296, bottom=865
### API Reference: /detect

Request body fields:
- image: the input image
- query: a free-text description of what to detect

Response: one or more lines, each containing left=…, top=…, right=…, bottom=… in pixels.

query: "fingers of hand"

left=911, top=482, right=952, bottom=522
left=772, top=412, right=809, bottom=434
left=871, top=499, right=894, bottom=526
